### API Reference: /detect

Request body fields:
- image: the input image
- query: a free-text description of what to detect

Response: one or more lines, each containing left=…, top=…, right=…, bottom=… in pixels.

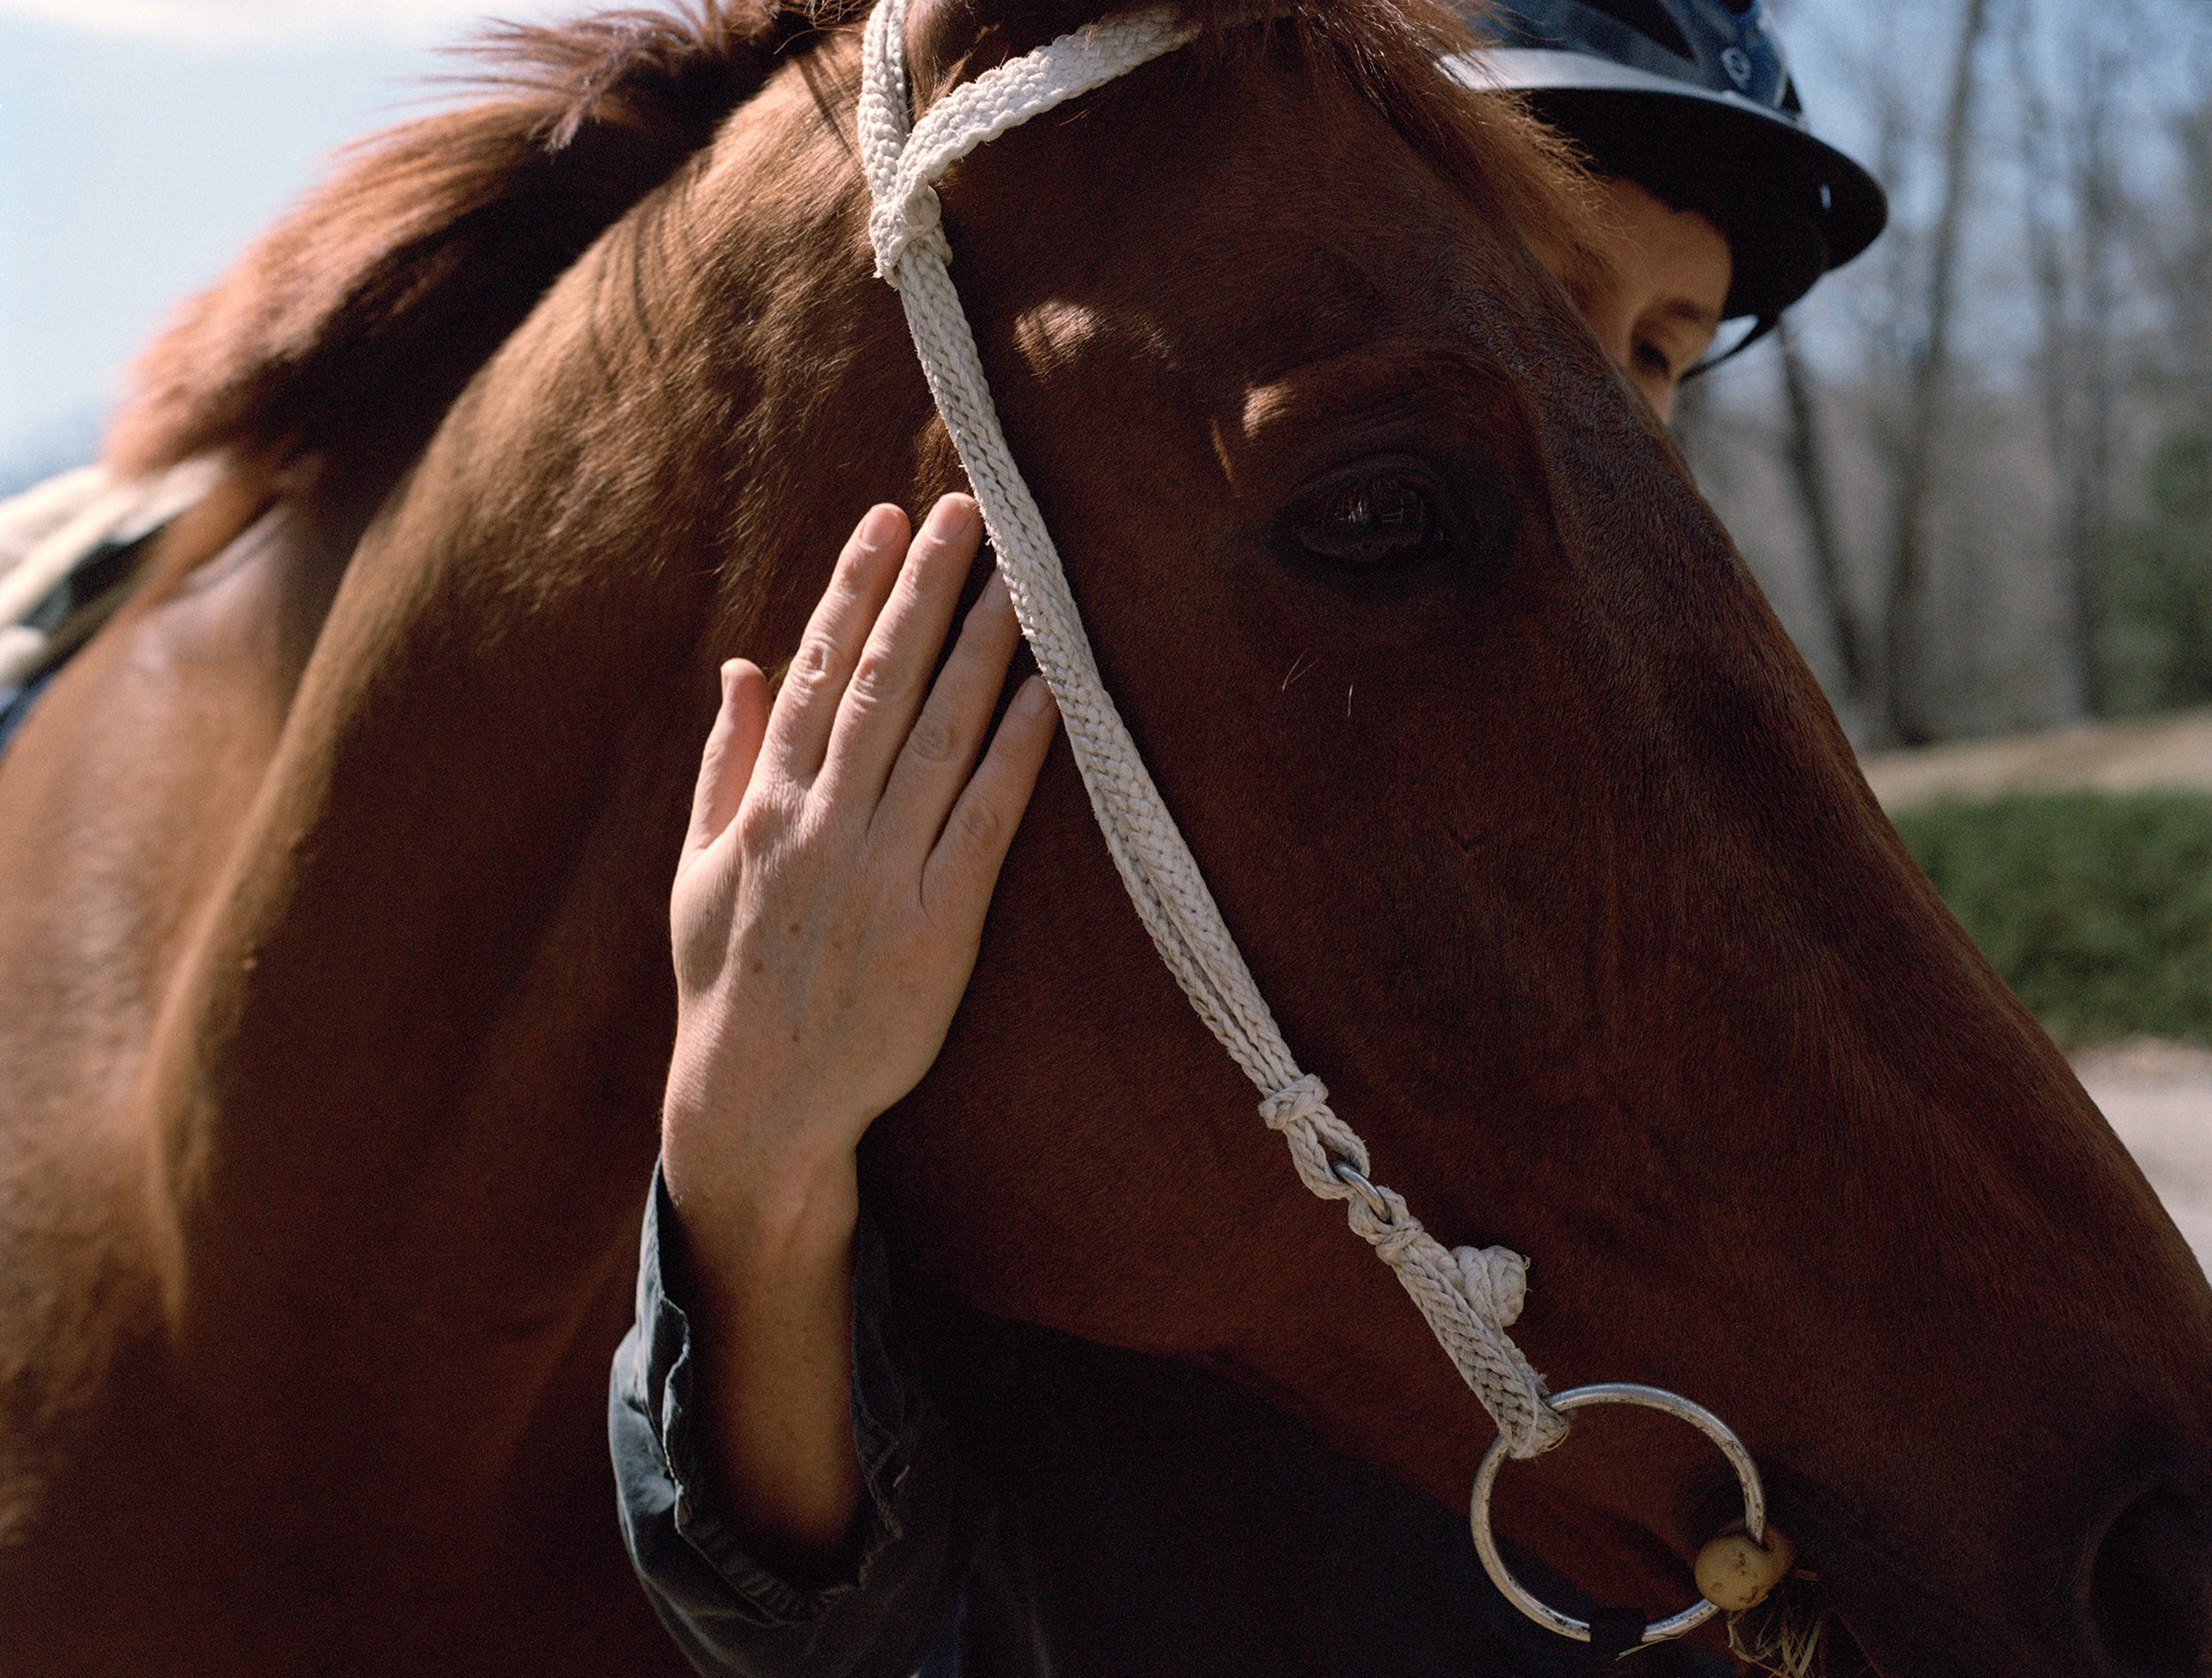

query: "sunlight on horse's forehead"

left=1236, top=380, right=1303, bottom=441
left=1013, top=300, right=1142, bottom=380
left=1012, top=301, right=1104, bottom=372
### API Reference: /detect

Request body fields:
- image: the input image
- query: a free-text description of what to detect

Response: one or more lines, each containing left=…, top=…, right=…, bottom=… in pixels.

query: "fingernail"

left=857, top=504, right=902, bottom=548
left=719, top=659, right=742, bottom=702
left=1015, top=676, right=1055, bottom=718
left=926, top=493, right=978, bottom=540
left=978, top=570, right=1010, bottom=611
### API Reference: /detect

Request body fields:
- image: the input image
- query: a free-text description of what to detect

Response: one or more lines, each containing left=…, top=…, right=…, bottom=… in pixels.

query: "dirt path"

left=2078, top=1041, right=2212, bottom=1274
left=1861, top=708, right=2212, bottom=812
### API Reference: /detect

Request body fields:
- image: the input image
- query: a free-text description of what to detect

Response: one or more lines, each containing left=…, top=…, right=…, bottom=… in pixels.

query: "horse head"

left=76, top=1, right=2212, bottom=1671
left=837, top=4, right=2212, bottom=1671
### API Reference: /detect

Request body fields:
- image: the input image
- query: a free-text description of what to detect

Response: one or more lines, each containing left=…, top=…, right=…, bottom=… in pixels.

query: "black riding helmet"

left=1445, top=0, right=1889, bottom=351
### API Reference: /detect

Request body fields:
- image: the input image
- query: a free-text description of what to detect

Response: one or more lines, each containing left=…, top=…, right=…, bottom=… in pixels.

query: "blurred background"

left=3, top=0, right=2207, bottom=1175
left=1682, top=0, right=2212, bottom=755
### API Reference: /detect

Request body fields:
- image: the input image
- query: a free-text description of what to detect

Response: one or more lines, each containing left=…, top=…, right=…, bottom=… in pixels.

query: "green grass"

left=1893, top=791, right=2212, bottom=1050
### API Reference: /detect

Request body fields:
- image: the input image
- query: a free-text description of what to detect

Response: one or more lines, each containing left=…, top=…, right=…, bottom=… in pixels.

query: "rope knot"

left=1367, top=1212, right=1426, bottom=1263
left=870, top=183, right=951, bottom=281
left=1259, top=1073, right=1330, bottom=1134
left=1261, top=1074, right=1377, bottom=1207
left=1451, top=1244, right=1530, bottom=1330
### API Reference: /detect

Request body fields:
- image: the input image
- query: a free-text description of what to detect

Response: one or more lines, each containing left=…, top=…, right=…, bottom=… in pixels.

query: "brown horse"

left=1, top=2, right=2207, bottom=1673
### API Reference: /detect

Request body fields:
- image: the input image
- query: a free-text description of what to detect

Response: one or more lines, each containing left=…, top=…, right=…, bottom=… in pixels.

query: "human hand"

left=662, top=495, right=1058, bottom=1254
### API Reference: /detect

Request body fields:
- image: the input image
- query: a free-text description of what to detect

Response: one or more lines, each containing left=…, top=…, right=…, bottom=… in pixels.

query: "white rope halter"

left=857, top=0, right=1567, bottom=1460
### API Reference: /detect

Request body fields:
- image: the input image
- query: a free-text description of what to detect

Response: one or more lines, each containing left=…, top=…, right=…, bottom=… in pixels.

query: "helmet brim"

left=1448, top=48, right=1890, bottom=319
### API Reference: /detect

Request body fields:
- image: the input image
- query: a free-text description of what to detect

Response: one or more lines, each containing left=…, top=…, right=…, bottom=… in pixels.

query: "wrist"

left=663, top=1105, right=860, bottom=1264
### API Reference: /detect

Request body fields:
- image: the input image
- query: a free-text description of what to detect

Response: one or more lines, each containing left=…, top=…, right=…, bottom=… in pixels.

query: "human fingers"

left=757, top=504, right=910, bottom=787
left=683, top=660, right=772, bottom=866
left=870, top=568, right=1023, bottom=856
left=919, top=675, right=1058, bottom=923
left=816, top=495, right=982, bottom=809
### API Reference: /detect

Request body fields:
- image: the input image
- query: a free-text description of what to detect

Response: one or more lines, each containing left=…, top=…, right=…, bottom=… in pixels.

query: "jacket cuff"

left=609, top=1164, right=950, bottom=1636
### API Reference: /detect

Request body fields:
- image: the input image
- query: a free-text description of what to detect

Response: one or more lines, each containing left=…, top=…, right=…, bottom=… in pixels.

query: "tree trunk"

left=2065, top=35, right=2125, bottom=718
left=2015, top=1, right=2081, bottom=717
left=1775, top=322, right=1871, bottom=722
left=1882, top=0, right=1997, bottom=746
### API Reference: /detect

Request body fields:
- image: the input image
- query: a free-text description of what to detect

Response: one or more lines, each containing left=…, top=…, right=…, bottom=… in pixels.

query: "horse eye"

left=1286, top=469, right=1443, bottom=567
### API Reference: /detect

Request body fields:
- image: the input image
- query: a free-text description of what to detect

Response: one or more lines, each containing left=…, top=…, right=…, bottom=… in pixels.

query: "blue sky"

left=0, top=0, right=572, bottom=484
left=0, top=0, right=1878, bottom=489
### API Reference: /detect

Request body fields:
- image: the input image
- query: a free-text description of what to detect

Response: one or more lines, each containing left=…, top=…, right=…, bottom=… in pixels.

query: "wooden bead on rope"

left=1694, top=1521, right=1797, bottom=1612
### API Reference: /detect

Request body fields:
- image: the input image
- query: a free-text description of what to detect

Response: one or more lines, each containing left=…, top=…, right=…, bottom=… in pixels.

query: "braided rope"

left=858, top=0, right=1565, bottom=1459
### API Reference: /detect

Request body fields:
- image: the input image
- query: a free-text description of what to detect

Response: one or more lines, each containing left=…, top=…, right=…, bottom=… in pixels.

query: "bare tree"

left=1881, top=0, right=2000, bottom=746
left=2120, top=84, right=2212, bottom=420
left=1773, top=322, right=1871, bottom=719
left=2155, top=111, right=2212, bottom=399
left=2016, top=0, right=2132, bottom=719
left=1661, top=0, right=2212, bottom=746
left=1885, top=0, right=2008, bottom=743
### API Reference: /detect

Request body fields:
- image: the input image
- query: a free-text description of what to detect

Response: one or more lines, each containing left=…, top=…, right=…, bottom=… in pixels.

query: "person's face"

left=1571, top=175, right=1734, bottom=427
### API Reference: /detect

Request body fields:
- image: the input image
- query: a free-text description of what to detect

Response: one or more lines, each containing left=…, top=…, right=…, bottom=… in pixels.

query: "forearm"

left=611, top=1167, right=984, bottom=1678
left=664, top=1103, right=866, bottom=1577
left=630, top=494, right=1054, bottom=1655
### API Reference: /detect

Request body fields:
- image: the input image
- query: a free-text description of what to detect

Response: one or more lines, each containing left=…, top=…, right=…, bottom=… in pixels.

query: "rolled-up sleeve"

left=610, top=1168, right=981, bottom=1678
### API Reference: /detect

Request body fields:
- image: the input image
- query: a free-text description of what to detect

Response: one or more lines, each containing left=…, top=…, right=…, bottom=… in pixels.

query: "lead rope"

left=856, top=0, right=1566, bottom=1461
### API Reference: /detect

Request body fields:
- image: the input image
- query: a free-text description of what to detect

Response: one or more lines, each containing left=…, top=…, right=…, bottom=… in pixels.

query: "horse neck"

left=143, top=58, right=929, bottom=1530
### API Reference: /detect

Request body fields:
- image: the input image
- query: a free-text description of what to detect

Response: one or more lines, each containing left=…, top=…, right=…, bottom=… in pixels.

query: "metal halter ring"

left=1327, top=1158, right=1394, bottom=1223
left=1470, top=1383, right=1768, bottom=1650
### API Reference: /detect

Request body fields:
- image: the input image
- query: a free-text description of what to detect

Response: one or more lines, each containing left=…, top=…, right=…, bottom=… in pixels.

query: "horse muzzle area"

left=2084, top=1474, right=2212, bottom=1677
left=1768, top=1457, right=2212, bottom=1678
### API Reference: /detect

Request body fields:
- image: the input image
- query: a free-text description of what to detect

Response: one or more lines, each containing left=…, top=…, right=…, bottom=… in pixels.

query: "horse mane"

left=106, top=4, right=803, bottom=474
left=107, top=0, right=1598, bottom=478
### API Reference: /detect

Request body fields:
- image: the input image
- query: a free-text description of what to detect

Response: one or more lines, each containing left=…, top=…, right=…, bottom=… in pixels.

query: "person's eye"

left=1632, top=338, right=1677, bottom=383
left=1282, top=464, right=1447, bottom=568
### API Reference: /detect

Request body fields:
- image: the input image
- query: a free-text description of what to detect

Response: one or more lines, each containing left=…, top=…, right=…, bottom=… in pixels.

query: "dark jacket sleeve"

left=610, top=1167, right=982, bottom=1678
